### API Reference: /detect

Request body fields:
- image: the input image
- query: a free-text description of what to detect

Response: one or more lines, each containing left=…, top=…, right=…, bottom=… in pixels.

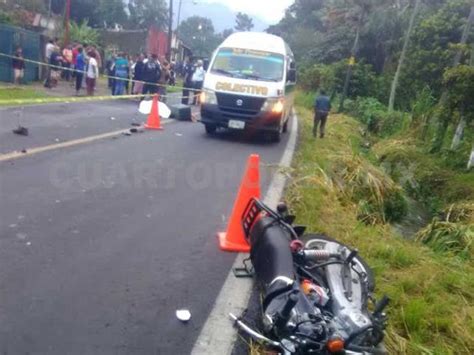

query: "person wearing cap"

left=313, top=90, right=331, bottom=138
left=192, top=59, right=205, bottom=105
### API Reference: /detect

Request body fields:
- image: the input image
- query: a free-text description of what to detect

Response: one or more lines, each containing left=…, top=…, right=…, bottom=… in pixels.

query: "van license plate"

left=228, top=120, right=245, bottom=129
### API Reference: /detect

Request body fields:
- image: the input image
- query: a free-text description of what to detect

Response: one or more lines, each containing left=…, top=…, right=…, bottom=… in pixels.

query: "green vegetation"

left=286, top=103, right=474, bottom=354
left=68, top=20, right=100, bottom=47
left=0, top=87, right=47, bottom=105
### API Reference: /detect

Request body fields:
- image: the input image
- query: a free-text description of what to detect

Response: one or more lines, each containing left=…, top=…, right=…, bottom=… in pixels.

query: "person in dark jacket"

left=313, top=90, right=331, bottom=138
left=133, top=53, right=146, bottom=94
left=181, top=57, right=194, bottom=105
left=12, top=47, right=25, bottom=85
left=142, top=54, right=161, bottom=96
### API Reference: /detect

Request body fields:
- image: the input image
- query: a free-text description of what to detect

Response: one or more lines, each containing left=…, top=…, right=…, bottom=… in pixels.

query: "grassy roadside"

left=285, top=106, right=474, bottom=354
left=0, top=86, right=47, bottom=105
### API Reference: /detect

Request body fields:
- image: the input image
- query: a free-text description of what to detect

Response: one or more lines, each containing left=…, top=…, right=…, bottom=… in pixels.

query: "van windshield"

left=210, top=48, right=285, bottom=82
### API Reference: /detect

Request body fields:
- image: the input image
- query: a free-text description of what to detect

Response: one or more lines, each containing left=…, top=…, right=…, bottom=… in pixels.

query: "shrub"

left=330, top=155, right=408, bottom=224
left=416, top=220, right=473, bottom=259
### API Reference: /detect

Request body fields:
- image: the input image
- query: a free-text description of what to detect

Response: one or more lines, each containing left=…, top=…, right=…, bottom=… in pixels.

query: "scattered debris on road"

left=176, top=309, right=191, bottom=322
left=13, top=126, right=29, bottom=136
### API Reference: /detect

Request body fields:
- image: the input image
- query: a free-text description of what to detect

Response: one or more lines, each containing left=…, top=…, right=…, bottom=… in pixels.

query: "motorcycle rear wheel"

left=299, top=233, right=376, bottom=293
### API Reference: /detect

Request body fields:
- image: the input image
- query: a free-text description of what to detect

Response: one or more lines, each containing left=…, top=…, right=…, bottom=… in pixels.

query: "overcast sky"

left=201, top=0, right=293, bottom=24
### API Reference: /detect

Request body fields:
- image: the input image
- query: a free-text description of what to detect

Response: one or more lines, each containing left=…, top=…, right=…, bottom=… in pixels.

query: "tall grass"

left=285, top=105, right=474, bottom=354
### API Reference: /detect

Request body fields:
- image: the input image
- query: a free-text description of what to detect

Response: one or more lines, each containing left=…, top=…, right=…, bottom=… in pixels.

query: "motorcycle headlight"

left=262, top=97, right=285, bottom=113
left=201, top=89, right=218, bottom=105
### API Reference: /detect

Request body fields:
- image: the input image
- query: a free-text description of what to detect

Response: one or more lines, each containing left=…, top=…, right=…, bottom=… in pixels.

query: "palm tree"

left=388, top=0, right=422, bottom=112
left=450, top=5, right=474, bottom=151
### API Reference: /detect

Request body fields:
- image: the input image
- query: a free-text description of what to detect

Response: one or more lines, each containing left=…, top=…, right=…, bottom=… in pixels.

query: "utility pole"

left=176, top=0, right=183, bottom=34
left=64, top=0, right=71, bottom=46
left=167, top=0, right=173, bottom=62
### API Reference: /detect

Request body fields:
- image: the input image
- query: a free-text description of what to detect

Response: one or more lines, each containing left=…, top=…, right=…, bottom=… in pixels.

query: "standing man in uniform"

left=313, top=90, right=331, bottom=139
left=181, top=57, right=194, bottom=105
left=191, top=60, right=205, bottom=105
left=142, top=54, right=161, bottom=96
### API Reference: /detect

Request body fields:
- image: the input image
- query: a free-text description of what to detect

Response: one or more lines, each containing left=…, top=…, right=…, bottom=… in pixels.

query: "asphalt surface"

left=0, top=99, right=293, bottom=354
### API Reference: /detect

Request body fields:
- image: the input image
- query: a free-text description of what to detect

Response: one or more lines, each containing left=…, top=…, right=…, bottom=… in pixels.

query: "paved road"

left=0, top=100, right=294, bottom=354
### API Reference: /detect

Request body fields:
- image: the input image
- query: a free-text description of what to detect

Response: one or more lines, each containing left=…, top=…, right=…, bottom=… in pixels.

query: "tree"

left=428, top=2, right=474, bottom=152
left=128, top=0, right=168, bottom=30
left=234, top=12, right=254, bottom=32
left=95, top=0, right=128, bottom=28
left=178, top=16, right=219, bottom=57
left=220, top=28, right=234, bottom=40
left=339, top=0, right=383, bottom=112
left=388, top=0, right=422, bottom=112
left=68, top=19, right=100, bottom=46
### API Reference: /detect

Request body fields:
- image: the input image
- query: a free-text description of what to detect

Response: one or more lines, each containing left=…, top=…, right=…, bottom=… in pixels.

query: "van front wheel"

left=205, top=124, right=217, bottom=134
left=282, top=119, right=289, bottom=133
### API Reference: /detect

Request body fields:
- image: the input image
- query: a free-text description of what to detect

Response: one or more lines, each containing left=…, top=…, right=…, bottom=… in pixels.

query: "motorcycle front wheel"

left=299, top=233, right=376, bottom=292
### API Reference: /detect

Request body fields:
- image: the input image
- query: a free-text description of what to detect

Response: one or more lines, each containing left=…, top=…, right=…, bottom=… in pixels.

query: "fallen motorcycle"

left=231, top=198, right=389, bottom=354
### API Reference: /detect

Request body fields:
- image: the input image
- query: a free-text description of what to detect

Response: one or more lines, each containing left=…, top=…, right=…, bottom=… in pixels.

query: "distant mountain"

left=175, top=2, right=269, bottom=33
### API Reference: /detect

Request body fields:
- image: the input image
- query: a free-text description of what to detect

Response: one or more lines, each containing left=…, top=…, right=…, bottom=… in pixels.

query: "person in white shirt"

left=43, top=38, right=57, bottom=88
left=192, top=60, right=205, bottom=105
left=86, top=51, right=99, bottom=96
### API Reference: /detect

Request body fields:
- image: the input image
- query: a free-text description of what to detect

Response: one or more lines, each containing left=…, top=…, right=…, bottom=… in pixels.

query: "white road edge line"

left=0, top=120, right=174, bottom=162
left=191, top=111, right=299, bottom=355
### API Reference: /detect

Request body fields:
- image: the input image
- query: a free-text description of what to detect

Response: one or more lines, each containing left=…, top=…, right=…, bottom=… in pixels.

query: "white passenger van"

left=200, top=32, right=296, bottom=142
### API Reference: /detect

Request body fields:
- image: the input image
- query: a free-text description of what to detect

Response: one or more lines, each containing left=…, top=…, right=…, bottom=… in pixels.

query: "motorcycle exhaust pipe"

left=229, top=313, right=282, bottom=349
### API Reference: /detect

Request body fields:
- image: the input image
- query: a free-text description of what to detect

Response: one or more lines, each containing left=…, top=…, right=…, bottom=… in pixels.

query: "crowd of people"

left=12, top=38, right=207, bottom=104
left=42, top=38, right=101, bottom=96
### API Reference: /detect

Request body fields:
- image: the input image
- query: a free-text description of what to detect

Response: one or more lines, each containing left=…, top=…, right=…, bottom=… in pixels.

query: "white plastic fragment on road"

left=138, top=100, right=171, bottom=118
left=110, top=117, right=116, bottom=120
left=176, top=309, right=191, bottom=322
left=175, top=133, right=183, bottom=137
left=26, top=242, right=32, bottom=246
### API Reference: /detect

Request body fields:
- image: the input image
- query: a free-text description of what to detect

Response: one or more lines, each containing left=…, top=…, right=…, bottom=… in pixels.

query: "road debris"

left=13, top=126, right=29, bottom=136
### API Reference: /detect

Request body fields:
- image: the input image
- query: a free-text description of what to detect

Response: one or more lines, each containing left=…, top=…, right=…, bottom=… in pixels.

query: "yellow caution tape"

left=0, top=93, right=149, bottom=106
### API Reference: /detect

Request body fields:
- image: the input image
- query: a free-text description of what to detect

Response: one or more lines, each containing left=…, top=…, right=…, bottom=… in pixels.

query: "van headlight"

left=201, top=89, right=218, bottom=105
left=262, top=97, right=284, bottom=113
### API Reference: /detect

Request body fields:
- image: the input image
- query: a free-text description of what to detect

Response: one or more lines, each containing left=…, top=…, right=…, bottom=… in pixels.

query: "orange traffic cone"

left=218, top=154, right=260, bottom=252
left=144, top=94, right=164, bottom=130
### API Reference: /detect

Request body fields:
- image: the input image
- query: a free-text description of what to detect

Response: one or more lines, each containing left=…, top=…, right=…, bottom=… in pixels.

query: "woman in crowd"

left=113, top=52, right=129, bottom=96
left=86, top=51, right=99, bottom=96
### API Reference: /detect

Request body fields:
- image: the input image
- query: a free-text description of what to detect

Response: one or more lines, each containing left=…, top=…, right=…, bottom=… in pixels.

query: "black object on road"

left=170, top=104, right=192, bottom=121
left=13, top=126, right=29, bottom=136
